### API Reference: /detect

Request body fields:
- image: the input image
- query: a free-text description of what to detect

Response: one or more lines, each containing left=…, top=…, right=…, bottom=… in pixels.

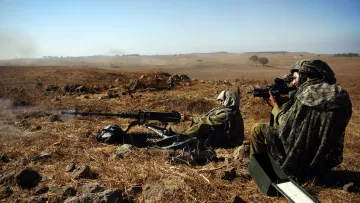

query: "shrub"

left=258, top=57, right=269, bottom=66
left=249, top=55, right=258, bottom=63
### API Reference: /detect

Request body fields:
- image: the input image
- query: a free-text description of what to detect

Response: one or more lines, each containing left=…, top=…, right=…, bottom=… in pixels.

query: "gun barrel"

left=61, top=110, right=133, bottom=117
left=60, top=110, right=181, bottom=123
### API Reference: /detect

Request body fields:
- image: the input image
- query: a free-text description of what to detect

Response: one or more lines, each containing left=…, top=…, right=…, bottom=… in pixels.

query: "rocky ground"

left=0, top=65, right=359, bottom=202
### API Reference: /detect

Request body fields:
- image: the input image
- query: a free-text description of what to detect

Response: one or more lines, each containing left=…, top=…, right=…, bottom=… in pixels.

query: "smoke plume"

left=0, top=29, right=37, bottom=60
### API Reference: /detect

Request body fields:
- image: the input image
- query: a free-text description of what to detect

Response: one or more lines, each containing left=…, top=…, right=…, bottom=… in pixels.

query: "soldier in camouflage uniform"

left=184, top=90, right=244, bottom=148
left=250, top=59, right=352, bottom=178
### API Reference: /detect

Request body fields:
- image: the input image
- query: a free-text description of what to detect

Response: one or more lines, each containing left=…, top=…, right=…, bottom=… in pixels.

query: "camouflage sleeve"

left=271, top=106, right=285, bottom=126
left=185, top=112, right=226, bottom=136
left=192, top=112, right=226, bottom=126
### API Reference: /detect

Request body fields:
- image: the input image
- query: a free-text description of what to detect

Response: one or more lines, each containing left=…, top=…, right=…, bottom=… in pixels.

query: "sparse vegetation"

left=258, top=57, right=269, bottom=66
left=249, top=55, right=258, bottom=63
left=0, top=54, right=359, bottom=202
left=334, top=53, right=359, bottom=57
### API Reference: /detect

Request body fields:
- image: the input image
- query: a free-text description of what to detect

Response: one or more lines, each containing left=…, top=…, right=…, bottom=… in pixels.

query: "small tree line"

left=249, top=55, right=269, bottom=66
left=333, top=53, right=359, bottom=57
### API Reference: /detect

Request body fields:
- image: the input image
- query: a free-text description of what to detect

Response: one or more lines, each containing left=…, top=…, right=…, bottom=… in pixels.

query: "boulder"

left=15, top=168, right=42, bottom=189
left=49, top=186, right=77, bottom=198
left=81, top=182, right=105, bottom=194
left=72, top=165, right=95, bottom=179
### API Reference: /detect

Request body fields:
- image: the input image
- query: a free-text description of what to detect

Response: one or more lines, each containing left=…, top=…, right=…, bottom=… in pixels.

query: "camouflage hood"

left=264, top=78, right=352, bottom=177
left=205, top=90, right=239, bottom=116
left=217, top=90, right=239, bottom=108
left=295, top=79, right=348, bottom=110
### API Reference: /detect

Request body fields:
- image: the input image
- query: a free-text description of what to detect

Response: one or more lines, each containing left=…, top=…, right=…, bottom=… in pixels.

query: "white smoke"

left=0, top=28, right=37, bottom=60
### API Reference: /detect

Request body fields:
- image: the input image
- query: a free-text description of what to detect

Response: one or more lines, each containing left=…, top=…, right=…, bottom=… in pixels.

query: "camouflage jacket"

left=185, top=106, right=244, bottom=148
left=265, top=78, right=352, bottom=177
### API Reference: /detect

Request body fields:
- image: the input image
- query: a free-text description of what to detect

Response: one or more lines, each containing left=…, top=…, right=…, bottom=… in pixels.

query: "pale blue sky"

left=0, top=0, right=359, bottom=59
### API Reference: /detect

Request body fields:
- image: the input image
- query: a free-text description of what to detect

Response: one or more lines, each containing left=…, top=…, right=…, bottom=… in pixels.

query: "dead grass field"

left=0, top=53, right=359, bottom=202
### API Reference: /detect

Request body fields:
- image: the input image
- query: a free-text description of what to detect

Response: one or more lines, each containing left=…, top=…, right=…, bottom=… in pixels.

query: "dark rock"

left=34, top=186, right=49, bottom=195
left=0, top=170, right=16, bottom=184
left=221, top=167, right=237, bottom=181
left=0, top=186, right=13, bottom=199
left=48, top=115, right=62, bottom=122
left=49, top=186, right=76, bottom=198
left=343, top=182, right=357, bottom=193
left=66, top=163, right=76, bottom=172
left=45, top=85, right=59, bottom=92
left=125, top=184, right=142, bottom=196
left=81, top=182, right=105, bottom=193
left=0, top=153, right=10, bottom=163
left=64, top=188, right=123, bottom=203
left=232, top=195, right=246, bottom=203
left=83, top=95, right=89, bottom=99
left=31, top=125, right=42, bottom=131
left=73, top=165, right=95, bottom=179
left=33, top=151, right=52, bottom=161
left=63, top=187, right=77, bottom=198
left=15, top=168, right=42, bottom=189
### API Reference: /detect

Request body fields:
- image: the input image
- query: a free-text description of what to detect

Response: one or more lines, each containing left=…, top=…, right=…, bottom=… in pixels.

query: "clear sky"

left=0, top=0, right=359, bottom=59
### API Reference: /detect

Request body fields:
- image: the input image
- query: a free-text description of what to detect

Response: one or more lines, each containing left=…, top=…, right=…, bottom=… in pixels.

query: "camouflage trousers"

left=250, top=123, right=268, bottom=156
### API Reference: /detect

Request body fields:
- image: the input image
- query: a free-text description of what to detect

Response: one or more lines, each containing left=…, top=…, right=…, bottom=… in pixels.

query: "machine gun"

left=61, top=110, right=181, bottom=137
left=248, top=76, right=295, bottom=98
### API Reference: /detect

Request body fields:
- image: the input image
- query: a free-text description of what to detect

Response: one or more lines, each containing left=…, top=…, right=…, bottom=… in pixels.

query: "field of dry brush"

left=0, top=54, right=359, bottom=202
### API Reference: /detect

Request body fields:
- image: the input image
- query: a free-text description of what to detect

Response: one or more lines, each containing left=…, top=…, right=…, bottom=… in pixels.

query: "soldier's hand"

left=181, top=114, right=191, bottom=121
left=268, top=91, right=278, bottom=108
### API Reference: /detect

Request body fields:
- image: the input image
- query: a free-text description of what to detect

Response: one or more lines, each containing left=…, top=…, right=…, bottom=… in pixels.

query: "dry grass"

left=0, top=54, right=359, bottom=202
